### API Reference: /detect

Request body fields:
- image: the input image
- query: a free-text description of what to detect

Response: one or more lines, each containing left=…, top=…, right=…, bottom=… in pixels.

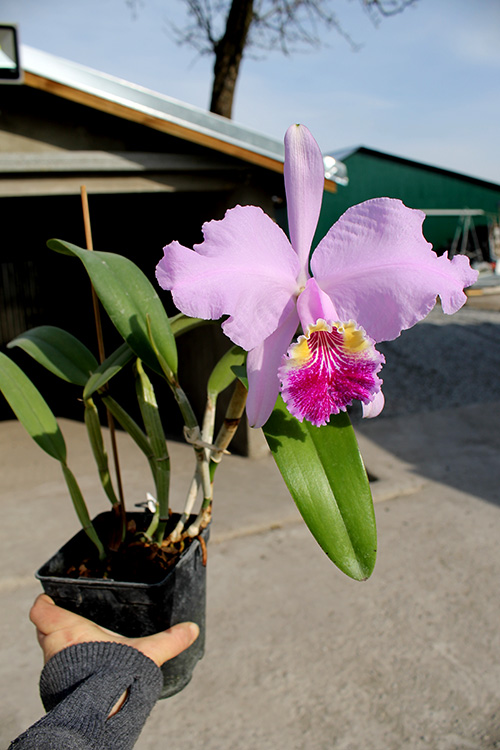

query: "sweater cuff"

left=40, top=641, right=162, bottom=712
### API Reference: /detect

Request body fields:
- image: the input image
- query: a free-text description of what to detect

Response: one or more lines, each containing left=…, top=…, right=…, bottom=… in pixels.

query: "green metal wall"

left=315, top=151, right=500, bottom=255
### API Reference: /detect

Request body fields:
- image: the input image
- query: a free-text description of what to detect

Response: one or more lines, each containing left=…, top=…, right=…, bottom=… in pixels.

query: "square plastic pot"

left=36, top=511, right=209, bottom=699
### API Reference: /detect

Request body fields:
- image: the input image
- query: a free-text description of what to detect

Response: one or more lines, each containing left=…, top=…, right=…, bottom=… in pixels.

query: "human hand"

left=30, top=594, right=199, bottom=716
left=30, top=594, right=200, bottom=715
left=30, top=593, right=199, bottom=668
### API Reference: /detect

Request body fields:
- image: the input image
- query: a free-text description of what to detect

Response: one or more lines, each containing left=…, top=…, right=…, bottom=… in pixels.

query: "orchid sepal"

left=284, top=124, right=325, bottom=284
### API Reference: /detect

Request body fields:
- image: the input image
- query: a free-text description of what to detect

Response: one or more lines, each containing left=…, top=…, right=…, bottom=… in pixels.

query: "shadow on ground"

left=353, top=306, right=500, bottom=507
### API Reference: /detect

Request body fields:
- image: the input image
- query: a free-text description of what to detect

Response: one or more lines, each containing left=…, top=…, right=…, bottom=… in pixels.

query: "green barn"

left=316, top=147, right=500, bottom=262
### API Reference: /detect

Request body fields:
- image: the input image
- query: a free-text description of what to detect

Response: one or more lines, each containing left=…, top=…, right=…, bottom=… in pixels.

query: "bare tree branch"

left=362, top=0, right=419, bottom=24
left=127, top=0, right=421, bottom=118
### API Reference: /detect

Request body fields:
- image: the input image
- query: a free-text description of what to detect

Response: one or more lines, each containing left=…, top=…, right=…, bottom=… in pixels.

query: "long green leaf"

left=207, top=346, right=246, bottom=399
left=103, top=393, right=168, bottom=537
left=169, top=313, right=211, bottom=338
left=135, top=360, right=170, bottom=541
left=0, top=355, right=105, bottom=558
left=0, top=353, right=67, bottom=462
left=8, top=326, right=98, bottom=386
left=102, top=395, right=152, bottom=459
left=61, top=464, right=106, bottom=559
left=83, top=342, right=134, bottom=399
left=263, top=397, right=376, bottom=581
left=146, top=316, right=198, bottom=429
left=84, top=398, right=120, bottom=506
left=47, top=239, right=177, bottom=378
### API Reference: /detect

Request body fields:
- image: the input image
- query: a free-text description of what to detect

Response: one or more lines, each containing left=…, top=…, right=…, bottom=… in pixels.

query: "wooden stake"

left=80, top=186, right=125, bottom=510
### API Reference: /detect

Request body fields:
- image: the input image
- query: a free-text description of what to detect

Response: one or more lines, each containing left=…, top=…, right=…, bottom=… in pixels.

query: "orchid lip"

left=278, top=318, right=385, bottom=427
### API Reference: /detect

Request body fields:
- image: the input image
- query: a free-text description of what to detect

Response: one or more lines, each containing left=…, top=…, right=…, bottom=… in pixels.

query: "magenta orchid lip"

left=156, top=123, right=478, bottom=429
left=278, top=319, right=385, bottom=427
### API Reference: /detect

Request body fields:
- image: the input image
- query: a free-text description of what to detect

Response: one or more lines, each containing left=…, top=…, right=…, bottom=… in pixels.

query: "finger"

left=136, top=622, right=199, bottom=667
left=29, top=594, right=57, bottom=633
left=30, top=594, right=54, bottom=618
left=30, top=594, right=88, bottom=637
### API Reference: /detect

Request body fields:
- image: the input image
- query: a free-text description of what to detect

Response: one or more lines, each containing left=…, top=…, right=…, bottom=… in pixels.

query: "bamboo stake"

left=80, top=186, right=125, bottom=511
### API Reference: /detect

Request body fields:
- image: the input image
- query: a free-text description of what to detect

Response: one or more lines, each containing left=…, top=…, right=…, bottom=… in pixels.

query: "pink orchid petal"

left=284, top=124, right=325, bottom=281
left=296, top=278, right=339, bottom=330
left=311, top=198, right=479, bottom=343
left=362, top=389, right=385, bottom=418
left=246, top=306, right=300, bottom=428
left=156, top=205, right=300, bottom=351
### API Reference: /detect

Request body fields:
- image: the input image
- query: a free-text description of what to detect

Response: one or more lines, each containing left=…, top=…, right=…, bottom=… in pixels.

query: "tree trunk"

left=209, top=0, right=254, bottom=119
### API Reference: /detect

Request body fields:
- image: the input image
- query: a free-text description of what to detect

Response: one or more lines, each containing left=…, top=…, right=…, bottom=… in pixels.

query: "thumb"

left=136, top=622, right=200, bottom=667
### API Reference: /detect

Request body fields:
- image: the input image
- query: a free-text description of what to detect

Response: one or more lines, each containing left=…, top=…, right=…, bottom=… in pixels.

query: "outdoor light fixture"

left=0, top=24, right=22, bottom=83
left=323, top=155, right=349, bottom=187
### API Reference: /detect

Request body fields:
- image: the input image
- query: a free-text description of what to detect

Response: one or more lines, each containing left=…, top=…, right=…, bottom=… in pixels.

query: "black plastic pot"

left=36, top=512, right=209, bottom=699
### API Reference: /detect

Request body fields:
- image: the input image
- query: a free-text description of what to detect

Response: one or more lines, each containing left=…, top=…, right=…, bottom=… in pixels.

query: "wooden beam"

left=0, top=173, right=237, bottom=197
left=0, top=151, right=245, bottom=173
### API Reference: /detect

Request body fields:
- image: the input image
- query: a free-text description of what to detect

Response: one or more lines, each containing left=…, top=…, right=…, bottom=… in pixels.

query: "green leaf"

left=0, top=352, right=67, bottom=462
left=263, top=397, right=376, bottom=581
left=135, top=361, right=168, bottom=463
left=207, top=346, right=246, bottom=399
left=135, top=360, right=170, bottom=543
left=61, top=464, right=106, bottom=559
left=47, top=239, right=177, bottom=378
left=169, top=314, right=211, bottom=338
left=8, top=326, right=98, bottom=386
left=102, top=394, right=151, bottom=459
left=146, top=316, right=198, bottom=429
left=0, top=355, right=104, bottom=558
left=233, top=367, right=248, bottom=389
left=84, top=398, right=120, bottom=506
left=145, top=314, right=175, bottom=383
left=83, top=343, right=134, bottom=400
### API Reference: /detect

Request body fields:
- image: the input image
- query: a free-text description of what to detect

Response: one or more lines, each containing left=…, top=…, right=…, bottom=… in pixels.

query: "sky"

left=3, top=0, right=500, bottom=183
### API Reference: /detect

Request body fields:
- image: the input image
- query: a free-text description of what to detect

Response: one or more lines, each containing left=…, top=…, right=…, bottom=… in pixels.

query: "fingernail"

left=188, top=622, right=200, bottom=641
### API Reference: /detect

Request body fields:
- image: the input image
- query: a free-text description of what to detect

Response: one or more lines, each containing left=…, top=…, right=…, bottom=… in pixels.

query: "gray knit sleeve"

left=9, top=641, right=163, bottom=749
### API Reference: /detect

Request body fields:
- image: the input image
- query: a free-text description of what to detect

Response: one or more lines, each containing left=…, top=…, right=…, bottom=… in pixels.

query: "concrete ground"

left=1, top=295, right=500, bottom=749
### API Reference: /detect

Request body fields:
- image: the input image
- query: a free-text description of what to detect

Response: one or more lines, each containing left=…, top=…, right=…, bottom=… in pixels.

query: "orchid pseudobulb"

left=156, top=124, right=477, bottom=429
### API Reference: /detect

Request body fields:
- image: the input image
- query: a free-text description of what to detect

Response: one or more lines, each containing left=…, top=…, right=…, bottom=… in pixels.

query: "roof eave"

left=21, top=46, right=337, bottom=192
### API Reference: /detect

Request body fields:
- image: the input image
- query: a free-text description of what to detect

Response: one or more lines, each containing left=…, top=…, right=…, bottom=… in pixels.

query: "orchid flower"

left=156, top=124, right=477, bottom=429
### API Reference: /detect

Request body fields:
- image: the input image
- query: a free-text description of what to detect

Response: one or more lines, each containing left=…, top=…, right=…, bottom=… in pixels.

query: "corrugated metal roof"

left=21, top=45, right=287, bottom=165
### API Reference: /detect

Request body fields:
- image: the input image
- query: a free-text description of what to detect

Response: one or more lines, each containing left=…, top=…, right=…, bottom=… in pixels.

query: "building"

left=0, top=45, right=339, bottom=452
left=317, top=146, right=500, bottom=262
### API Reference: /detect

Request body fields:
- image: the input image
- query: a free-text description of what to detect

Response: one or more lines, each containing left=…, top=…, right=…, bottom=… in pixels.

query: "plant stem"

left=212, top=379, right=248, bottom=464
left=185, top=379, right=248, bottom=538
left=169, top=469, right=201, bottom=543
